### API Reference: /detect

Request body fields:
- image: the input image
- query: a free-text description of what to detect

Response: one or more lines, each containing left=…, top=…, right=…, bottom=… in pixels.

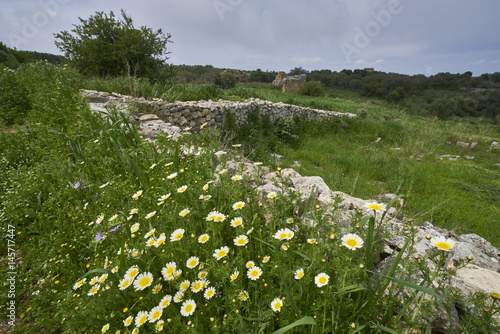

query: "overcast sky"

left=1, top=0, right=500, bottom=76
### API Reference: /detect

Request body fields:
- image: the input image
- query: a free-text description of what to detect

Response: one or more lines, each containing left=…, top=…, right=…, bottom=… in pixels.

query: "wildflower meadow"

left=1, top=62, right=499, bottom=333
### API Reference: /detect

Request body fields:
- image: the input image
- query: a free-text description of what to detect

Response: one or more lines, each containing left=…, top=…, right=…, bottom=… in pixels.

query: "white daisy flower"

left=133, top=272, right=154, bottom=291
left=180, top=299, right=196, bottom=317
left=247, top=266, right=263, bottom=281
left=233, top=235, right=249, bottom=247
left=213, top=246, right=229, bottom=260
left=314, top=273, right=329, bottom=287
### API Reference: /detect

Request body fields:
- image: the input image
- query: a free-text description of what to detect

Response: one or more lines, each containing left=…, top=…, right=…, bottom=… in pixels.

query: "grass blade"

left=273, top=316, right=316, bottom=334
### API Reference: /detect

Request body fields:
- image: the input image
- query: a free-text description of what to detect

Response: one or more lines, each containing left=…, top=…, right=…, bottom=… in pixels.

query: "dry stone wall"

left=81, top=90, right=356, bottom=133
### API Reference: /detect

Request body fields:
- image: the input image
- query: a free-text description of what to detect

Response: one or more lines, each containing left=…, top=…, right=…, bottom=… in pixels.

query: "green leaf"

left=252, top=236, right=276, bottom=250
left=336, top=283, right=367, bottom=293
left=377, top=325, right=400, bottom=334
left=273, top=316, right=316, bottom=334
left=352, top=324, right=367, bottom=333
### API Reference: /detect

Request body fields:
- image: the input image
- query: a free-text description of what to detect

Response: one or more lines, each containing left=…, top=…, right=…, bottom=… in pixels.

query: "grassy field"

left=226, top=84, right=500, bottom=246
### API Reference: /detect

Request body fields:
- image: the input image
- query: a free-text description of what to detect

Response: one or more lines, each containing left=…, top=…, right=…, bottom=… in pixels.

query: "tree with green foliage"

left=54, top=10, right=172, bottom=79
left=0, top=42, right=33, bottom=69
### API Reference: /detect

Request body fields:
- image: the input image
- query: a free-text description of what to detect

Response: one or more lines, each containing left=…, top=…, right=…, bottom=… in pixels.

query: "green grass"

left=1, top=66, right=500, bottom=333
left=216, top=83, right=500, bottom=246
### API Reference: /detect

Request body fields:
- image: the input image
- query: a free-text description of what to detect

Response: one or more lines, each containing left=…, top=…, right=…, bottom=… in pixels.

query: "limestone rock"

left=262, top=168, right=302, bottom=186
left=451, top=264, right=500, bottom=297
left=272, top=72, right=307, bottom=93
left=291, top=176, right=331, bottom=199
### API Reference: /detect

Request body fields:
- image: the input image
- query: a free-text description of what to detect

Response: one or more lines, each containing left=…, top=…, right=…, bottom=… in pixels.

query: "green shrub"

left=299, top=80, right=325, bottom=96
left=0, top=66, right=31, bottom=125
left=215, top=73, right=237, bottom=89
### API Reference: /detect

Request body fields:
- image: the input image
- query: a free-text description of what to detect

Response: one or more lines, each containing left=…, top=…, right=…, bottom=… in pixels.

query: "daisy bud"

left=350, top=323, right=356, bottom=329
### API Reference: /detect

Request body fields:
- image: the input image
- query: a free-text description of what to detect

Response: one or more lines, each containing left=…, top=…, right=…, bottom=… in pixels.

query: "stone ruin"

left=221, top=69, right=249, bottom=82
left=80, top=90, right=355, bottom=139
left=273, top=71, right=307, bottom=93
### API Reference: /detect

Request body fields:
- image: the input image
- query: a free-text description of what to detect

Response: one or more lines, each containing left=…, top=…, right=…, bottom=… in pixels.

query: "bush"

left=299, top=80, right=325, bottom=96
left=386, top=87, right=407, bottom=103
left=0, top=66, right=31, bottom=125
left=215, top=73, right=237, bottom=89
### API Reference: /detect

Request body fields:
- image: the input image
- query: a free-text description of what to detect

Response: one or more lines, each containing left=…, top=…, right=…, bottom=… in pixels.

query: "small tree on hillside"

left=54, top=10, right=172, bottom=79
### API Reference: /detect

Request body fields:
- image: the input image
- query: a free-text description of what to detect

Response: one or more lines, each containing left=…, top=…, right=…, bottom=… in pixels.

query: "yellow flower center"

left=158, top=323, right=164, bottom=330
left=250, top=270, right=259, bottom=277
left=152, top=310, right=160, bottom=320
left=435, top=241, right=452, bottom=250
left=368, top=204, right=383, bottom=211
left=297, top=272, right=304, bottom=279
left=193, top=282, right=202, bottom=291
left=175, top=234, right=182, bottom=240
left=129, top=270, right=138, bottom=278
left=182, top=283, right=189, bottom=290
left=237, top=239, right=245, bottom=245
left=218, top=250, right=227, bottom=257
left=274, top=302, right=282, bottom=309
left=139, top=315, right=147, bottom=325
left=125, top=318, right=132, bottom=326
left=233, top=221, right=241, bottom=226
left=278, top=233, right=287, bottom=239
left=207, top=290, right=214, bottom=297
left=139, top=277, right=151, bottom=287
left=240, top=293, right=247, bottom=299
left=121, top=280, right=129, bottom=288
left=189, top=260, right=197, bottom=267
left=319, top=277, right=327, bottom=284
left=346, top=239, right=358, bottom=248
left=185, top=304, right=193, bottom=313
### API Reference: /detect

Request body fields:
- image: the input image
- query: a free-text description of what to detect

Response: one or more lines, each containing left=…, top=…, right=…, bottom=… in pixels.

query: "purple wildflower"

left=73, top=182, right=80, bottom=189
left=95, top=233, right=104, bottom=242
left=109, top=225, right=121, bottom=233
left=93, top=193, right=99, bottom=199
